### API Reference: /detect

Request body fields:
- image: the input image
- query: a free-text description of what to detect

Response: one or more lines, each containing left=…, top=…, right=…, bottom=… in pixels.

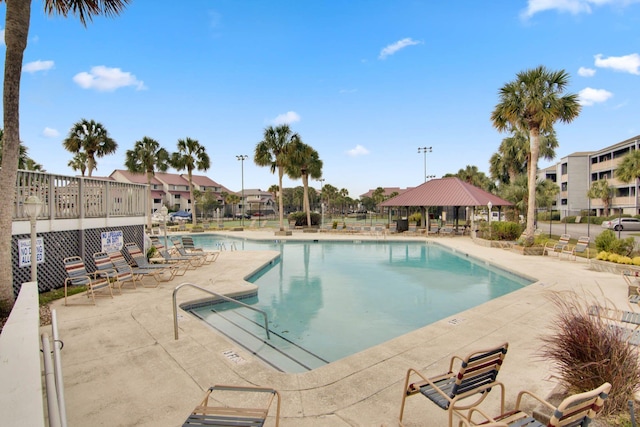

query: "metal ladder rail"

left=173, top=282, right=270, bottom=340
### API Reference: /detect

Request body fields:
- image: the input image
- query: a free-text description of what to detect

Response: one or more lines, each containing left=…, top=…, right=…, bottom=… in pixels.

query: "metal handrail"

left=172, top=282, right=270, bottom=340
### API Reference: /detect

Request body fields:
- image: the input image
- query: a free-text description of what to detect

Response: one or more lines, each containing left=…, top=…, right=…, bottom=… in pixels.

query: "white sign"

left=101, top=230, right=123, bottom=253
left=18, top=238, right=45, bottom=268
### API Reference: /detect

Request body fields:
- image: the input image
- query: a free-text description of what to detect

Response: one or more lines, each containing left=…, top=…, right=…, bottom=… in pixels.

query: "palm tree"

left=226, top=194, right=240, bottom=218
left=254, top=124, right=298, bottom=231
left=491, top=66, right=581, bottom=245
left=0, top=0, right=129, bottom=314
left=616, top=150, right=640, bottom=213
left=0, top=129, right=43, bottom=171
left=63, top=119, right=118, bottom=177
left=125, top=137, right=170, bottom=230
left=284, top=139, right=323, bottom=227
left=587, top=179, right=613, bottom=217
left=170, top=137, right=210, bottom=227
left=490, top=130, right=559, bottom=185
left=67, top=152, right=89, bottom=176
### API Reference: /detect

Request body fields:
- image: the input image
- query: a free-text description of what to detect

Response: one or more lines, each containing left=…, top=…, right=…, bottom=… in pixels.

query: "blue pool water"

left=187, top=236, right=532, bottom=371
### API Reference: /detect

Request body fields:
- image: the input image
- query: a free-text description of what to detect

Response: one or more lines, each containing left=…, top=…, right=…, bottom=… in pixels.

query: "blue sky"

left=4, top=0, right=640, bottom=197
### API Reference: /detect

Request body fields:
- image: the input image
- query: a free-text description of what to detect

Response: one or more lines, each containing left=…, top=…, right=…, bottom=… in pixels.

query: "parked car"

left=601, top=217, right=640, bottom=231
left=235, top=212, right=251, bottom=219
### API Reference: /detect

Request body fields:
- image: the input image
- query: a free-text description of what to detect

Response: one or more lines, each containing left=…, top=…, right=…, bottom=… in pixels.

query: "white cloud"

left=347, top=145, right=370, bottom=157
left=73, top=65, right=146, bottom=92
left=23, top=60, right=54, bottom=73
left=378, top=38, right=422, bottom=60
left=578, top=87, right=613, bottom=106
left=42, top=127, right=59, bottom=138
left=339, top=88, right=357, bottom=94
left=272, top=111, right=301, bottom=125
left=521, top=0, right=640, bottom=18
left=578, top=66, right=596, bottom=77
left=594, top=53, right=640, bottom=74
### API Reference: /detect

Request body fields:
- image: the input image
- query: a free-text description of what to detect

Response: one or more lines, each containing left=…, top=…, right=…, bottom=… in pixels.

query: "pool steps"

left=192, top=305, right=328, bottom=373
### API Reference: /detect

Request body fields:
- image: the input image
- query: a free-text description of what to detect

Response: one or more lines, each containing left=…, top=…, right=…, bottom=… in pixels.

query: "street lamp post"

left=236, top=155, right=248, bottom=227
left=317, top=178, right=325, bottom=228
left=417, top=146, right=432, bottom=182
left=24, top=195, right=42, bottom=282
left=487, top=201, right=493, bottom=240
left=160, top=205, right=169, bottom=249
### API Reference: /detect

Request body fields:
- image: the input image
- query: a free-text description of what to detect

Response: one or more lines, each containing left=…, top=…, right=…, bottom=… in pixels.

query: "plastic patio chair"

left=63, top=256, right=113, bottom=305
left=183, top=384, right=281, bottom=427
left=399, top=342, right=509, bottom=427
left=458, top=382, right=611, bottom=427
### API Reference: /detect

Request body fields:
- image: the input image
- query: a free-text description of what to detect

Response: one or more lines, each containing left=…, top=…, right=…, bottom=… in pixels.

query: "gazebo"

left=379, top=177, right=512, bottom=232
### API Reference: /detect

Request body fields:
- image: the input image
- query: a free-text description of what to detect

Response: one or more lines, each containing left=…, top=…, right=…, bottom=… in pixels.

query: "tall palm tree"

left=0, top=0, right=130, bottom=314
left=587, top=179, right=613, bottom=217
left=170, top=137, right=210, bottom=227
left=491, top=66, right=581, bottom=245
left=63, top=118, right=118, bottom=177
left=616, top=150, right=640, bottom=213
left=284, top=139, right=323, bottom=227
left=0, top=129, right=43, bottom=171
left=125, top=137, right=170, bottom=229
left=254, top=124, right=298, bottom=231
left=67, top=152, right=89, bottom=176
left=490, top=129, right=559, bottom=185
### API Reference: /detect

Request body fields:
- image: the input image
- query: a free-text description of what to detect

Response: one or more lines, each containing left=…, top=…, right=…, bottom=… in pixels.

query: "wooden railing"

left=14, top=170, right=147, bottom=221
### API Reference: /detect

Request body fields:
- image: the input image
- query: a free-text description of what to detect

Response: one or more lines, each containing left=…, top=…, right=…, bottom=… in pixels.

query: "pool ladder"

left=216, top=241, right=238, bottom=251
left=172, top=281, right=270, bottom=340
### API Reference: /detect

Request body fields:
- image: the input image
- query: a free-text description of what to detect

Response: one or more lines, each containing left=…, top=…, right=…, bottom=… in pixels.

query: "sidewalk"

left=46, top=232, right=625, bottom=426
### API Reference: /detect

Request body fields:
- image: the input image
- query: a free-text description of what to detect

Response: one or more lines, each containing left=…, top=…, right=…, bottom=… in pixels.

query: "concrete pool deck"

left=46, top=231, right=626, bottom=426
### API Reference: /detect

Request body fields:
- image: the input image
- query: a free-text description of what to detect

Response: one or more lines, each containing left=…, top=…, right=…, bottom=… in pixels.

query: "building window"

left=561, top=199, right=567, bottom=205
left=561, top=182, right=568, bottom=191
left=561, top=163, right=568, bottom=174
left=618, top=187, right=631, bottom=197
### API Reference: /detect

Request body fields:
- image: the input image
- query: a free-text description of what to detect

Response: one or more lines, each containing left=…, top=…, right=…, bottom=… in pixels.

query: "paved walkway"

left=46, top=231, right=625, bottom=426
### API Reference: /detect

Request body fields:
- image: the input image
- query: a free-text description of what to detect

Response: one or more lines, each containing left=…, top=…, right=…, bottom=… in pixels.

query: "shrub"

left=491, top=221, right=523, bottom=240
left=596, top=230, right=618, bottom=252
left=408, top=212, right=422, bottom=226
left=288, top=211, right=321, bottom=226
left=540, top=292, right=640, bottom=417
left=332, top=221, right=338, bottom=230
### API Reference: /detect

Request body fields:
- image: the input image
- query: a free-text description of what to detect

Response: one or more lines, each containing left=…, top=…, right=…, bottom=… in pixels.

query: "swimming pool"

left=186, top=236, right=533, bottom=372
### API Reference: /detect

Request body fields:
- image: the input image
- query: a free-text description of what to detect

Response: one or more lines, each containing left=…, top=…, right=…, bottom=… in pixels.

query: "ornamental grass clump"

left=539, top=291, right=640, bottom=417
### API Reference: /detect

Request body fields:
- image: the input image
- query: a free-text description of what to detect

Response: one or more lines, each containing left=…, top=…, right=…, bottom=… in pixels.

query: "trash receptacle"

left=396, top=219, right=408, bottom=233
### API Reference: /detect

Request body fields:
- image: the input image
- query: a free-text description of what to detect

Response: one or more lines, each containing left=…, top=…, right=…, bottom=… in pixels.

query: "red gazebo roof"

left=380, top=177, right=511, bottom=207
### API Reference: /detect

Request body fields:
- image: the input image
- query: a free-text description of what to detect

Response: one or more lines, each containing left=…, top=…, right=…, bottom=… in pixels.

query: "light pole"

left=417, top=146, right=432, bottom=182
left=160, top=205, right=169, bottom=249
left=487, top=201, right=493, bottom=240
left=24, top=195, right=42, bottom=282
left=236, top=155, right=248, bottom=227
left=317, top=178, right=325, bottom=228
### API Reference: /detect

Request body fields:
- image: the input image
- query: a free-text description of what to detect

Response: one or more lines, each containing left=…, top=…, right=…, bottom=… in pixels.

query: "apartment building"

left=538, top=134, right=640, bottom=217
left=109, top=170, right=277, bottom=218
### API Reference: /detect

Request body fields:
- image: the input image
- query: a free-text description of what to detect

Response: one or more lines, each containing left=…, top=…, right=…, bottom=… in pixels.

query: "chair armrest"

left=514, top=389, right=556, bottom=412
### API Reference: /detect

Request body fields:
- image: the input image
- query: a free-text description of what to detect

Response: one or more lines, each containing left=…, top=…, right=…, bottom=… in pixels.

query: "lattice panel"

left=12, top=225, right=144, bottom=295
